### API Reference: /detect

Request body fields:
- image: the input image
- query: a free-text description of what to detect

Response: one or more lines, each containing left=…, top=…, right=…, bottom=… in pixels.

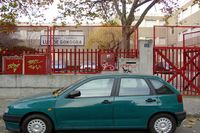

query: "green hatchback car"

left=3, top=75, right=186, bottom=133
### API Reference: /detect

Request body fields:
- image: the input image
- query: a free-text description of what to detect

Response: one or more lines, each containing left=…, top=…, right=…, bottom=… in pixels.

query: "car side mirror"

left=66, top=90, right=81, bottom=98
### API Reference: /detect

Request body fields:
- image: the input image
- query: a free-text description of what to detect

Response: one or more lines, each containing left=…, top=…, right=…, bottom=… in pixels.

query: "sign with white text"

left=40, top=35, right=85, bottom=46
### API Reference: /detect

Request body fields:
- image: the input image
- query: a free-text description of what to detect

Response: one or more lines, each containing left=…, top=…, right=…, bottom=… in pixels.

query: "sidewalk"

left=183, top=96, right=200, bottom=116
left=0, top=96, right=200, bottom=117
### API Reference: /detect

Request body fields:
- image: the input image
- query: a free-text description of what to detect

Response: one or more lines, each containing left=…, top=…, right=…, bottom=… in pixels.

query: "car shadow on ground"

left=5, top=130, right=148, bottom=133
left=56, top=129, right=148, bottom=133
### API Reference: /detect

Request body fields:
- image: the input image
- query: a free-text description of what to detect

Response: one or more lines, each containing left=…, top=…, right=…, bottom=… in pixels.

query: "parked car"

left=52, top=63, right=66, bottom=72
left=3, top=74, right=186, bottom=133
left=154, top=61, right=173, bottom=74
left=80, top=62, right=97, bottom=70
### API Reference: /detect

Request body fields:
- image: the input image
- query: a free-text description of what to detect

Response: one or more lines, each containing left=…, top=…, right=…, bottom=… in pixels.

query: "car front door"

left=55, top=77, right=115, bottom=129
left=113, top=77, right=160, bottom=128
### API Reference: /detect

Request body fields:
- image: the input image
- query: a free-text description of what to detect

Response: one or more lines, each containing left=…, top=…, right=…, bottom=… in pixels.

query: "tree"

left=86, top=27, right=122, bottom=49
left=0, top=0, right=53, bottom=24
left=86, top=24, right=137, bottom=50
left=194, top=0, right=200, bottom=4
left=57, top=0, right=178, bottom=49
left=0, top=0, right=53, bottom=48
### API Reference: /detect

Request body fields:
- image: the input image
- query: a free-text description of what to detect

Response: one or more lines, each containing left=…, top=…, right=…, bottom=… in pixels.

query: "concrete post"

left=139, top=40, right=153, bottom=75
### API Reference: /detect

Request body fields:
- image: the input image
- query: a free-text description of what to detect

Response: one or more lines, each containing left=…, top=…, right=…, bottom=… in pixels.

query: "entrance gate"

left=153, top=26, right=200, bottom=95
left=153, top=47, right=200, bottom=95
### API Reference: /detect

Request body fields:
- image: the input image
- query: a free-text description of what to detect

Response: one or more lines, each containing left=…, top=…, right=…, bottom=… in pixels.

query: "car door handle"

left=101, top=100, right=112, bottom=104
left=145, top=98, right=156, bottom=103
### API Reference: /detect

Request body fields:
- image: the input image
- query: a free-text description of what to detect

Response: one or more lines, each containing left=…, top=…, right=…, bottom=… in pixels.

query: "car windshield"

left=52, top=78, right=86, bottom=96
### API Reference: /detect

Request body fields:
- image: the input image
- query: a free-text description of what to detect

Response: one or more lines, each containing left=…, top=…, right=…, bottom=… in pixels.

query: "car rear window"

left=150, top=79, right=174, bottom=95
left=119, top=78, right=150, bottom=96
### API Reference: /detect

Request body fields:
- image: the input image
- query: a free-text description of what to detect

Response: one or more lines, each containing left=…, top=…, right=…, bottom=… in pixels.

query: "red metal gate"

left=153, top=26, right=200, bottom=95
left=153, top=47, right=200, bottom=95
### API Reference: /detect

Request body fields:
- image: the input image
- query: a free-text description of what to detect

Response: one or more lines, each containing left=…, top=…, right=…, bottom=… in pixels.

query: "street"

left=0, top=116, right=200, bottom=133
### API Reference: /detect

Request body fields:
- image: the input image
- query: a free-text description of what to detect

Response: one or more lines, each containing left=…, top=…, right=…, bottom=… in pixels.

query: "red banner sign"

left=3, top=56, right=23, bottom=74
left=24, top=55, right=47, bottom=75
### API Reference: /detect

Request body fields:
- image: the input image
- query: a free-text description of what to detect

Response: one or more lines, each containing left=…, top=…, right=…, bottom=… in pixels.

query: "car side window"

left=75, top=78, right=114, bottom=98
left=150, top=79, right=174, bottom=95
left=119, top=78, right=150, bottom=96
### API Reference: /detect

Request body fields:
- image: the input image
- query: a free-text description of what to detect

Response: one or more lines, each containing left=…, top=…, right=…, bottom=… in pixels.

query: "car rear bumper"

left=175, top=111, right=186, bottom=126
left=3, top=113, right=21, bottom=132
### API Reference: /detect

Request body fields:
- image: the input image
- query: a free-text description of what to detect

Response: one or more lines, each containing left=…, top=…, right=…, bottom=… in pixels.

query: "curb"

left=186, top=114, right=200, bottom=118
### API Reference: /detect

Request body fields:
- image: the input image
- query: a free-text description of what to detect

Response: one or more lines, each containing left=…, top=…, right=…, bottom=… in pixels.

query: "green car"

left=3, top=75, right=186, bottom=133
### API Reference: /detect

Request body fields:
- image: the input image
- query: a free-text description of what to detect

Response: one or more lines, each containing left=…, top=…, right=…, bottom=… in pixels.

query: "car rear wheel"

left=149, top=113, right=176, bottom=133
left=21, top=114, right=53, bottom=133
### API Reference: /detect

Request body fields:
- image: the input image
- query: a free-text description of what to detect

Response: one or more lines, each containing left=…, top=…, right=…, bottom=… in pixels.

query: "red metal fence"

left=0, top=48, right=138, bottom=74
left=153, top=46, right=200, bottom=96
left=51, top=48, right=138, bottom=74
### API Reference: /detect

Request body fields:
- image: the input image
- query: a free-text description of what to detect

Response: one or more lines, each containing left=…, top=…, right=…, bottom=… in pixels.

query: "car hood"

left=10, top=92, right=56, bottom=105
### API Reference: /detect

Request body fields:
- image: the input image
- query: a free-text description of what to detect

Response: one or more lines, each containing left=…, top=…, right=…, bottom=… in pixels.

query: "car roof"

left=85, top=74, right=160, bottom=79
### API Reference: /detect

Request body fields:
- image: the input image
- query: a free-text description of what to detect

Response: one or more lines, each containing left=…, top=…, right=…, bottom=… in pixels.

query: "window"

left=150, top=79, right=174, bottom=95
left=76, top=78, right=114, bottom=97
left=119, top=78, right=150, bottom=96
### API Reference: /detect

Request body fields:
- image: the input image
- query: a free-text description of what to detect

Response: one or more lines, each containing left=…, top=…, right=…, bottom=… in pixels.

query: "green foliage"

left=0, top=2, right=17, bottom=26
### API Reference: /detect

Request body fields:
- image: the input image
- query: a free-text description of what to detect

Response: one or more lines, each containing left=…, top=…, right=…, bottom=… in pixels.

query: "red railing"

left=0, top=48, right=138, bottom=74
left=51, top=48, right=138, bottom=74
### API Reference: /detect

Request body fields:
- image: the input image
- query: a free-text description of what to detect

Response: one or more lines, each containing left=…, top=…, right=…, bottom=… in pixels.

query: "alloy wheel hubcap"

left=154, top=117, right=172, bottom=133
left=27, top=119, right=46, bottom=133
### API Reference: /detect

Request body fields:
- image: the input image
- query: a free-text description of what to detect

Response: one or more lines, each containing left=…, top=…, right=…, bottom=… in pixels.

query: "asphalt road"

left=1, top=117, right=200, bottom=133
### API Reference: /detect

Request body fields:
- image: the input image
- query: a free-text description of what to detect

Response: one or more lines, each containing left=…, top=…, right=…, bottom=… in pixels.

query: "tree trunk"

left=121, top=26, right=131, bottom=50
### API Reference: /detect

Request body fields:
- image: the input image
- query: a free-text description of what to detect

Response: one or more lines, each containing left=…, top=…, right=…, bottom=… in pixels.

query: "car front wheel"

left=149, top=113, right=176, bottom=133
left=21, top=114, right=53, bottom=133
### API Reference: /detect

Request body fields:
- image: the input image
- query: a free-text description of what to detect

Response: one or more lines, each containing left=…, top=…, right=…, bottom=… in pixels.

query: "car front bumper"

left=3, top=113, right=22, bottom=132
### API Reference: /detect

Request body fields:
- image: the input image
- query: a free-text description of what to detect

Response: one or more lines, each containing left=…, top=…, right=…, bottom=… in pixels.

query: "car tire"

left=149, top=113, right=176, bottom=133
left=21, top=114, right=53, bottom=133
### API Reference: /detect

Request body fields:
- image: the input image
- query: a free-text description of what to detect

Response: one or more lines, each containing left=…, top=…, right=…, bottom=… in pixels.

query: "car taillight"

left=177, top=94, right=183, bottom=103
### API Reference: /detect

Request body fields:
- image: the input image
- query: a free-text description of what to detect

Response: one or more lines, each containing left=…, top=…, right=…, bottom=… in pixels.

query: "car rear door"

left=113, top=77, right=161, bottom=128
left=55, top=77, right=116, bottom=129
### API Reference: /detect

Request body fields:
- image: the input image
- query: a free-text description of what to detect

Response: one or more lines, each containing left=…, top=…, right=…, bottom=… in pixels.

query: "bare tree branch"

left=113, top=0, right=122, bottom=19
left=126, top=0, right=140, bottom=25
left=136, top=0, right=153, bottom=8
left=121, top=0, right=126, bottom=25
left=129, top=0, right=159, bottom=35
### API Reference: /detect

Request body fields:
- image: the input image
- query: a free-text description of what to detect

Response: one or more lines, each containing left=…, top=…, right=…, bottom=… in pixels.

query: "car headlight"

left=4, top=107, right=9, bottom=113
